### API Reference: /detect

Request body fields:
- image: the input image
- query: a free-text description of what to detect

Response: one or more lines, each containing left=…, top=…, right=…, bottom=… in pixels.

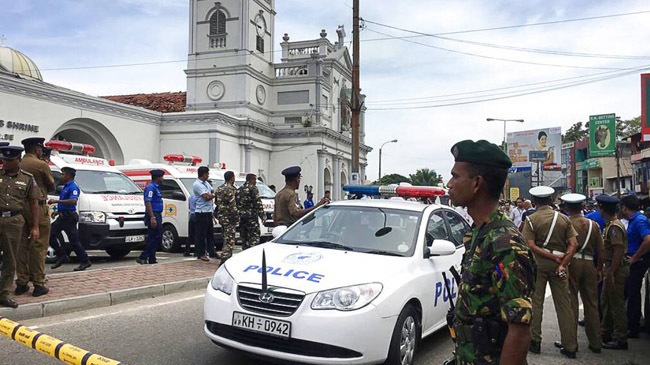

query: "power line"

left=362, top=9, right=650, bottom=36
left=364, top=28, right=627, bottom=71
left=365, top=66, right=649, bottom=111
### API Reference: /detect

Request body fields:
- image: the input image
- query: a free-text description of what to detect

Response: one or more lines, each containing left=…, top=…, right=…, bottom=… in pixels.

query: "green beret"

left=451, top=140, right=512, bottom=169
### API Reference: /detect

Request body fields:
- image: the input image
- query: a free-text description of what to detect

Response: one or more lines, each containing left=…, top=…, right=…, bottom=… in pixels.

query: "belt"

left=0, top=211, right=20, bottom=218
left=574, top=253, right=594, bottom=261
left=545, top=249, right=565, bottom=256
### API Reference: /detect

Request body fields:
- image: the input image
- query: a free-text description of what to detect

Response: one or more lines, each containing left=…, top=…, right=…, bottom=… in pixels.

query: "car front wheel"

left=385, top=304, right=420, bottom=365
left=161, top=225, right=180, bottom=252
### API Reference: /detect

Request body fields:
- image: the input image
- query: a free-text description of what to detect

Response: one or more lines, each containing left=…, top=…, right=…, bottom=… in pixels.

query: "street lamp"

left=378, top=139, right=398, bottom=181
left=486, top=118, right=524, bottom=150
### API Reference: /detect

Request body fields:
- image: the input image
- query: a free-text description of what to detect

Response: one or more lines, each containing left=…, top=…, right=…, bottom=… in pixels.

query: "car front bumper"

left=203, top=284, right=395, bottom=365
left=79, top=219, right=147, bottom=250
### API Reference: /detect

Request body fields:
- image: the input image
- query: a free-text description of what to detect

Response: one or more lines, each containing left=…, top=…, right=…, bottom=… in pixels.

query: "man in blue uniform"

left=49, top=167, right=91, bottom=271
left=137, top=169, right=164, bottom=265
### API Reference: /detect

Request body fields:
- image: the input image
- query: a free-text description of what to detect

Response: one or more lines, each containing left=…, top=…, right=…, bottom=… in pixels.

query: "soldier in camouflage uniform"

left=237, top=173, right=265, bottom=250
left=447, top=140, right=536, bottom=365
left=215, top=171, right=239, bottom=263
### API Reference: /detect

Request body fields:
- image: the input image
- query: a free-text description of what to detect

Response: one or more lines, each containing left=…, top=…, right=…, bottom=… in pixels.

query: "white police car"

left=204, top=186, right=468, bottom=365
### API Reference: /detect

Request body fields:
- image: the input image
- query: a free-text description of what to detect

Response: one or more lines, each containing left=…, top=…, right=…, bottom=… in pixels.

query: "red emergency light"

left=342, top=185, right=446, bottom=199
left=163, top=154, right=203, bottom=165
left=45, top=140, right=96, bottom=154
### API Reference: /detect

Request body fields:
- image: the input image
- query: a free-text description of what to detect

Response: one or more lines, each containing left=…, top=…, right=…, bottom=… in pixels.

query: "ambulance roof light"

left=45, top=140, right=96, bottom=155
left=163, top=154, right=202, bottom=165
left=342, top=185, right=446, bottom=199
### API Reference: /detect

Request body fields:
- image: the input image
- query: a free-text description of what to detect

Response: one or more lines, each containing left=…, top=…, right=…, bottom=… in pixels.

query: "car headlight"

left=211, top=265, right=234, bottom=295
left=311, top=283, right=383, bottom=311
left=78, top=211, right=106, bottom=223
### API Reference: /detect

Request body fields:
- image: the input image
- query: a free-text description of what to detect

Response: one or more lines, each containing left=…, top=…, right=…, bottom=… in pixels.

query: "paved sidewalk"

left=1, top=258, right=220, bottom=320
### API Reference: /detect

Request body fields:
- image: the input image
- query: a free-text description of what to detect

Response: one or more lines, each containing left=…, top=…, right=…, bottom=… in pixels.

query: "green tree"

left=562, top=121, right=589, bottom=143
left=409, top=168, right=442, bottom=186
left=374, top=173, right=411, bottom=185
left=616, top=116, right=641, bottom=137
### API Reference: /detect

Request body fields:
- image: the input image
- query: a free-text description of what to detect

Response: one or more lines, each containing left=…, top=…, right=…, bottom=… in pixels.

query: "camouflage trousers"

left=219, top=216, right=238, bottom=261
left=239, top=217, right=260, bottom=250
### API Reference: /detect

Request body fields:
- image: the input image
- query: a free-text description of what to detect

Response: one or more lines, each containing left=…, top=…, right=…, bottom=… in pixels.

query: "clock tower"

left=186, top=0, right=276, bottom=115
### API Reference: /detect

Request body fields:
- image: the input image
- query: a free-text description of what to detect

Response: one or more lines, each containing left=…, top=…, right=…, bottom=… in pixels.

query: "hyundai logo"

left=259, top=292, right=275, bottom=304
left=127, top=208, right=135, bottom=214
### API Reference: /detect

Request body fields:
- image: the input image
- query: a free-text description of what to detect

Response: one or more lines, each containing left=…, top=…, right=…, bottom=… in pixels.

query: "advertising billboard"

left=506, top=127, right=562, bottom=168
left=589, top=113, right=616, bottom=157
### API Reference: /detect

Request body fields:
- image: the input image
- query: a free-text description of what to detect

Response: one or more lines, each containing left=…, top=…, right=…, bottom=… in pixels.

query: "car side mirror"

left=56, top=185, right=64, bottom=194
left=425, top=239, right=456, bottom=258
left=272, top=225, right=288, bottom=238
left=171, top=191, right=186, bottom=201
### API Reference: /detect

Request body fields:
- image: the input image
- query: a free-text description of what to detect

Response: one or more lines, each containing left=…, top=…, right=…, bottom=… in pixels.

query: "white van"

left=118, top=156, right=275, bottom=252
left=45, top=141, right=147, bottom=260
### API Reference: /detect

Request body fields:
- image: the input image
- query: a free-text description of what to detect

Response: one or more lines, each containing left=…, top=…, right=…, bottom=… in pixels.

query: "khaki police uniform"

left=16, top=153, right=54, bottom=287
left=274, top=186, right=301, bottom=226
left=601, top=219, right=629, bottom=342
left=0, top=168, right=38, bottom=300
left=568, top=214, right=604, bottom=350
left=522, top=205, right=579, bottom=352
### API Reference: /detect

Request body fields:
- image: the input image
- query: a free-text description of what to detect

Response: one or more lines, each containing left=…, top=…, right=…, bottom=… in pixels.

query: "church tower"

left=185, top=0, right=276, bottom=116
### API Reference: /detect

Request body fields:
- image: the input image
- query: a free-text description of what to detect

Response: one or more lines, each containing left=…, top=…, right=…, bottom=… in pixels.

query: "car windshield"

left=180, top=178, right=225, bottom=195
left=75, top=170, right=142, bottom=194
left=256, top=183, right=275, bottom=199
left=276, top=205, right=422, bottom=257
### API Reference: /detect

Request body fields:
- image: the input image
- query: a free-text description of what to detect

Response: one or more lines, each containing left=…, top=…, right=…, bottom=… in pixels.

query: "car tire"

left=106, top=248, right=131, bottom=260
left=161, top=224, right=180, bottom=252
left=384, top=304, right=420, bottom=365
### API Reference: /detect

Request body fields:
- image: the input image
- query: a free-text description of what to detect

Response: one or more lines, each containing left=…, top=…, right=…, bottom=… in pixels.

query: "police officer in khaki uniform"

left=0, top=145, right=40, bottom=308
left=596, top=194, right=629, bottom=350
left=522, top=186, right=579, bottom=358
left=273, top=166, right=328, bottom=226
left=15, top=138, right=55, bottom=297
left=560, top=193, right=605, bottom=353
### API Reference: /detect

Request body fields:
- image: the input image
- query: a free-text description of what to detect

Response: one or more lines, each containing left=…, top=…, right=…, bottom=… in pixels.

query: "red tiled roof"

left=102, top=92, right=186, bottom=113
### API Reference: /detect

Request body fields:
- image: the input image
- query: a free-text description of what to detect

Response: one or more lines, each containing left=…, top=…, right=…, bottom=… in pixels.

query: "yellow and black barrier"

left=0, top=315, right=125, bottom=365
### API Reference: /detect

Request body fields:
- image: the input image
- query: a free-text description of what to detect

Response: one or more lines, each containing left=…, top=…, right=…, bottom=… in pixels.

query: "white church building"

left=0, top=0, right=371, bottom=200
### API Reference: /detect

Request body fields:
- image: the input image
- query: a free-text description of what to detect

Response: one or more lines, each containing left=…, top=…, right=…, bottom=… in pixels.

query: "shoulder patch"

left=20, top=169, right=34, bottom=177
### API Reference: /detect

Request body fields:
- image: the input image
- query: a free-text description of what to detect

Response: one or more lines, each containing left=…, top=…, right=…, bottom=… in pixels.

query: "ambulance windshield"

left=75, top=171, right=142, bottom=194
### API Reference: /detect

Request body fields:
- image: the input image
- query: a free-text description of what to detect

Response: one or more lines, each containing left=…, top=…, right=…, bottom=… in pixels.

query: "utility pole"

left=616, top=144, right=621, bottom=198
left=351, top=0, right=361, bottom=176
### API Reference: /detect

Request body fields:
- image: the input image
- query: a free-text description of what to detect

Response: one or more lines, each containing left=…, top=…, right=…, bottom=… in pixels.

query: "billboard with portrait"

left=506, top=127, right=562, bottom=168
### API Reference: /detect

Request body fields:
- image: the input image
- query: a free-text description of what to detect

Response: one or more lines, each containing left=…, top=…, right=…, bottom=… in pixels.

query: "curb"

left=0, top=277, right=210, bottom=321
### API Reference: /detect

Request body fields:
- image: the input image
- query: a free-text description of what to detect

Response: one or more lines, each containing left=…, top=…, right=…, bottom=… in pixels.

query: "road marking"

left=35, top=294, right=205, bottom=328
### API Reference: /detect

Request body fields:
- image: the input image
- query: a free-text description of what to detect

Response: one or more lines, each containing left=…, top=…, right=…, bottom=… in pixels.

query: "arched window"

left=210, top=10, right=227, bottom=35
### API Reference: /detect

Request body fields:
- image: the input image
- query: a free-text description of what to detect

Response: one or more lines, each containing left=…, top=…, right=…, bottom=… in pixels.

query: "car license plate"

left=125, top=235, right=145, bottom=243
left=232, top=312, right=291, bottom=338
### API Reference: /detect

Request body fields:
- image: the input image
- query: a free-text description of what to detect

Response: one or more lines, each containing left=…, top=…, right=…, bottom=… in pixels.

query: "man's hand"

left=47, top=199, right=58, bottom=205
left=316, top=198, right=329, bottom=207
left=628, top=255, right=638, bottom=264
left=556, top=264, right=567, bottom=278
left=150, top=216, right=157, bottom=229
left=553, top=256, right=562, bottom=264
left=29, top=228, right=40, bottom=241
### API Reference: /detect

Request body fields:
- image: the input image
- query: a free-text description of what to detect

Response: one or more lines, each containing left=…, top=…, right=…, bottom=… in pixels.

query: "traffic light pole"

left=351, top=0, right=361, bottom=175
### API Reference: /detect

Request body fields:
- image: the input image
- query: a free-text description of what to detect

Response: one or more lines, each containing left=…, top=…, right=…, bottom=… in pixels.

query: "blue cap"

left=21, top=137, right=45, bottom=148
left=595, top=194, right=619, bottom=205
left=0, top=146, right=24, bottom=160
left=150, top=169, right=165, bottom=178
left=281, top=166, right=302, bottom=178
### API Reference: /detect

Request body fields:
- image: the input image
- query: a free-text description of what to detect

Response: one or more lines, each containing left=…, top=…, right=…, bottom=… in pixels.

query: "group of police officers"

left=0, top=138, right=89, bottom=309
left=447, top=139, right=638, bottom=364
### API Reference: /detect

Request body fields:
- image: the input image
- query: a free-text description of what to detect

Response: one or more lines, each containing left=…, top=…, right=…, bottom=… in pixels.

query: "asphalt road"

left=1, top=289, right=649, bottom=365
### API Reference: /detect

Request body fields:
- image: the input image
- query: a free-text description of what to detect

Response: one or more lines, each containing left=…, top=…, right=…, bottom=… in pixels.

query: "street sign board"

left=589, top=113, right=616, bottom=157
left=529, top=150, right=548, bottom=162
left=642, top=74, right=650, bottom=142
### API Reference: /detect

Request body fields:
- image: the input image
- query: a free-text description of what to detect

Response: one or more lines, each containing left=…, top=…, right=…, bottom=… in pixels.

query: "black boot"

left=74, top=261, right=92, bottom=271
left=51, top=255, right=70, bottom=269
left=529, top=341, right=541, bottom=354
left=554, top=341, right=563, bottom=349
left=602, top=340, right=628, bottom=350
left=0, top=297, right=18, bottom=308
left=578, top=318, right=586, bottom=327
left=14, top=284, right=30, bottom=295
left=32, top=285, right=49, bottom=297
left=560, top=348, right=577, bottom=359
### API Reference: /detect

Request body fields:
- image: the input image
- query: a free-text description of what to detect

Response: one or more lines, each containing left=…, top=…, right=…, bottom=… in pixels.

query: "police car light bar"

left=45, top=140, right=96, bottom=154
left=342, top=185, right=446, bottom=198
left=164, top=154, right=202, bottom=164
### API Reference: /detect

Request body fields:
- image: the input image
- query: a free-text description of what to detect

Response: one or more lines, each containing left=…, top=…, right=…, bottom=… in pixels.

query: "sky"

left=2, top=0, right=650, bottom=183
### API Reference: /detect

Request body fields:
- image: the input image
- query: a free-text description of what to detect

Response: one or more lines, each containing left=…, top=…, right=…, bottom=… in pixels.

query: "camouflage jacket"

left=236, top=182, right=264, bottom=220
left=454, top=210, right=536, bottom=363
left=215, top=183, right=238, bottom=222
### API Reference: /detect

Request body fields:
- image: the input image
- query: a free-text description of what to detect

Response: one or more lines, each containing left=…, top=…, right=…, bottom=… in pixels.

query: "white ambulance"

left=118, top=156, right=276, bottom=252
left=45, top=140, right=147, bottom=260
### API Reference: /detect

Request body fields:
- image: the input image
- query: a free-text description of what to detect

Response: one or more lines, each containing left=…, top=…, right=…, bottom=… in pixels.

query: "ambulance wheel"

left=106, top=248, right=131, bottom=259
left=385, top=304, right=420, bottom=365
left=161, top=225, right=180, bottom=252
